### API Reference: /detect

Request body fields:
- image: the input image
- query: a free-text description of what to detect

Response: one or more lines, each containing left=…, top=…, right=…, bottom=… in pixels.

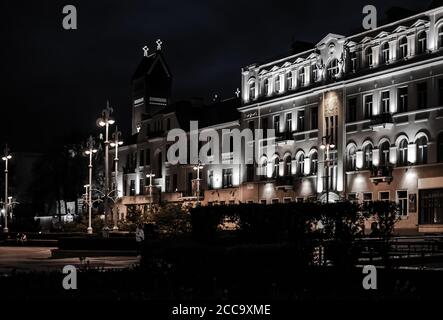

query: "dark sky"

left=0, top=0, right=428, bottom=152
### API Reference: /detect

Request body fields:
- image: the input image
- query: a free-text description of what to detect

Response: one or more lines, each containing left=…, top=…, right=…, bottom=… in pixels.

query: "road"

left=0, top=247, right=139, bottom=273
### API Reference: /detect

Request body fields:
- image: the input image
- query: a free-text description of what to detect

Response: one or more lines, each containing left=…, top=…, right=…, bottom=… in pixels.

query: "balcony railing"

left=369, top=113, right=394, bottom=131
left=276, top=176, right=294, bottom=189
left=369, top=165, right=393, bottom=185
left=276, top=131, right=295, bottom=144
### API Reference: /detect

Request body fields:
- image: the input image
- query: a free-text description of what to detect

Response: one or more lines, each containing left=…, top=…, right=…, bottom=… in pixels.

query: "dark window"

left=129, top=180, right=136, bottom=196
left=297, top=110, right=305, bottom=132
left=157, top=152, right=162, bottom=177
left=165, top=175, right=171, bottom=192
left=311, top=107, right=318, bottom=130
left=222, top=168, right=233, bottom=188
left=417, top=82, right=427, bottom=109
left=397, top=87, right=408, bottom=113
left=364, top=95, right=373, bottom=119
left=139, top=149, right=145, bottom=167
left=399, top=37, right=408, bottom=59
left=146, top=149, right=151, bottom=166
left=274, top=115, right=280, bottom=134
left=347, top=98, right=357, bottom=122
left=438, top=132, right=443, bottom=163
left=397, top=191, right=408, bottom=216
left=380, top=191, right=390, bottom=201
left=417, top=32, right=427, bottom=54
left=439, top=79, right=443, bottom=106
left=248, top=120, right=254, bottom=132
left=381, top=91, right=390, bottom=114
left=381, top=42, right=390, bottom=64
left=246, top=164, right=255, bottom=182
left=208, top=170, right=214, bottom=189
left=416, top=136, right=428, bottom=164
left=365, top=47, right=373, bottom=67
left=261, top=117, right=268, bottom=140
left=380, top=141, right=390, bottom=167
left=172, top=174, right=178, bottom=192
left=166, top=118, right=171, bottom=131
left=286, top=113, right=292, bottom=132
left=420, top=188, right=443, bottom=224
left=398, top=139, right=408, bottom=166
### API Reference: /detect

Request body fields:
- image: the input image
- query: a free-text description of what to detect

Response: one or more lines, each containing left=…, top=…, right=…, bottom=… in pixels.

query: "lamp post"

left=97, top=101, right=115, bottom=229
left=110, top=127, right=123, bottom=231
left=2, top=146, right=12, bottom=233
left=320, top=136, right=335, bottom=203
left=193, top=160, right=204, bottom=206
left=146, top=171, right=156, bottom=209
left=85, top=136, right=98, bottom=234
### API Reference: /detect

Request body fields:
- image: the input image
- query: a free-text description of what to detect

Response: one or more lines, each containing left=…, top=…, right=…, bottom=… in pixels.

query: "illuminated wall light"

left=408, top=144, right=417, bottom=164
left=372, top=149, right=380, bottom=167
left=303, top=158, right=311, bottom=175
left=291, top=159, right=297, bottom=175
left=356, top=151, right=363, bottom=169
left=267, top=162, right=273, bottom=178
left=279, top=161, right=284, bottom=177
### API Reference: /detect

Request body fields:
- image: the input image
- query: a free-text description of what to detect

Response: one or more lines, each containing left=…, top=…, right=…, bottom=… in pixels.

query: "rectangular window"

left=296, top=197, right=304, bottom=203
left=347, top=98, right=357, bottom=122
left=222, top=168, right=233, bottom=188
left=297, top=110, right=305, bottom=132
left=208, top=170, right=214, bottom=190
left=363, top=192, right=372, bottom=203
left=286, top=113, right=292, bottom=132
left=439, top=79, right=443, bottom=106
left=381, top=91, right=390, bottom=114
left=420, top=188, right=443, bottom=224
left=271, top=199, right=279, bottom=204
left=417, top=82, right=427, bottom=109
left=348, top=193, right=357, bottom=203
left=260, top=199, right=267, bottom=205
left=172, top=174, right=178, bottom=192
left=379, top=191, right=390, bottom=201
left=130, top=180, right=136, bottom=196
left=248, top=120, right=255, bottom=132
left=273, top=115, right=280, bottom=134
left=311, top=107, right=318, bottom=130
left=261, top=117, right=268, bottom=139
left=146, top=149, right=151, bottom=166
left=139, top=179, right=144, bottom=195
left=139, top=149, right=145, bottom=167
left=397, top=87, right=408, bottom=113
left=165, top=175, right=171, bottom=193
left=397, top=190, right=408, bottom=217
left=283, top=197, right=292, bottom=203
left=364, top=95, right=373, bottom=119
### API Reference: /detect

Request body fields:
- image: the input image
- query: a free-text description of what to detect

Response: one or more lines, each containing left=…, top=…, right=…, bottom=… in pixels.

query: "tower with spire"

left=131, top=39, right=172, bottom=135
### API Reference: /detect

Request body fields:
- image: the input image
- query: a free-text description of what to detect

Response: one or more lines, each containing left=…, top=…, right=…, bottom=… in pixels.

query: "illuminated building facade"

left=117, top=5, right=443, bottom=233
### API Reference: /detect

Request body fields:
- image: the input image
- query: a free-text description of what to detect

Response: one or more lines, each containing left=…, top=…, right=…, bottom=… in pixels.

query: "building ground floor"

left=115, top=163, right=443, bottom=234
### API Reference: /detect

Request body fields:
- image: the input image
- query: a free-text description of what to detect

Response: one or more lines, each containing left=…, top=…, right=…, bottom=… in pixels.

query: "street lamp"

left=110, top=127, right=123, bottom=231
left=2, top=145, right=12, bottom=233
left=97, top=101, right=115, bottom=229
left=84, top=136, right=98, bottom=234
left=146, top=171, right=156, bottom=209
left=320, top=136, right=335, bottom=203
left=193, top=160, right=204, bottom=206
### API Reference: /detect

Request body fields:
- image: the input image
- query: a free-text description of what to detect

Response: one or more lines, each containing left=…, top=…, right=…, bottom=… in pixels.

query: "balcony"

left=276, top=176, right=294, bottom=189
left=369, top=113, right=394, bottom=131
left=369, top=166, right=393, bottom=185
left=276, top=131, right=295, bottom=145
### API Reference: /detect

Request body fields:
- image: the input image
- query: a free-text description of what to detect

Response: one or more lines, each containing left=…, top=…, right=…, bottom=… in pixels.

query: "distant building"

left=116, top=4, right=443, bottom=233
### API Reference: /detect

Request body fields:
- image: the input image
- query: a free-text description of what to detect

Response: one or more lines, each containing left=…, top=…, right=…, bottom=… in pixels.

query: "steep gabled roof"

left=132, top=50, right=171, bottom=80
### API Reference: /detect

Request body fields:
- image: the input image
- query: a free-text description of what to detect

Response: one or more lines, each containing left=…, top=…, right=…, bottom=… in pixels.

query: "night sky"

left=0, top=0, right=429, bottom=152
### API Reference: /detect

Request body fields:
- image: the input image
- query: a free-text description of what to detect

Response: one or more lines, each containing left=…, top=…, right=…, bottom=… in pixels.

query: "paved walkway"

left=0, top=247, right=139, bottom=273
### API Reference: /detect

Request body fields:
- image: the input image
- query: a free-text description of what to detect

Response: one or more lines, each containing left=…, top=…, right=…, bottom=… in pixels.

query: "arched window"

left=286, top=72, right=292, bottom=90
left=365, top=47, right=373, bottom=67
left=380, top=141, right=390, bottom=167
left=264, top=79, right=269, bottom=96
left=347, top=146, right=357, bottom=171
left=327, top=59, right=339, bottom=79
left=310, top=151, right=318, bottom=175
left=381, top=42, right=390, bottom=64
left=398, top=139, right=408, bottom=166
left=275, top=76, right=280, bottom=93
left=438, top=132, right=443, bottom=163
left=416, top=136, right=428, bottom=164
left=297, top=153, right=305, bottom=176
left=273, top=157, right=280, bottom=178
left=312, top=64, right=319, bottom=82
left=399, top=37, right=408, bottom=59
left=439, top=25, right=443, bottom=49
left=363, top=144, right=373, bottom=169
left=261, top=159, right=268, bottom=178
left=299, top=67, right=305, bottom=86
left=417, top=31, right=427, bottom=54
left=249, top=81, right=255, bottom=100
left=284, top=155, right=292, bottom=176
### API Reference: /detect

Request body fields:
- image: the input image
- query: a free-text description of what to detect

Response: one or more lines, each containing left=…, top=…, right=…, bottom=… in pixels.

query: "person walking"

left=135, top=224, right=145, bottom=256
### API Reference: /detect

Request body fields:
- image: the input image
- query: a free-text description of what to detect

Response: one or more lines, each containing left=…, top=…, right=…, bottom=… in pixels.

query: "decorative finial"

left=156, top=39, right=163, bottom=51
left=142, top=45, right=149, bottom=57
left=235, top=88, right=241, bottom=98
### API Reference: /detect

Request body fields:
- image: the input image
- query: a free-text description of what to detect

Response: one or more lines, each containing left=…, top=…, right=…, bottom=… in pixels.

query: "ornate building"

left=116, top=4, right=443, bottom=233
